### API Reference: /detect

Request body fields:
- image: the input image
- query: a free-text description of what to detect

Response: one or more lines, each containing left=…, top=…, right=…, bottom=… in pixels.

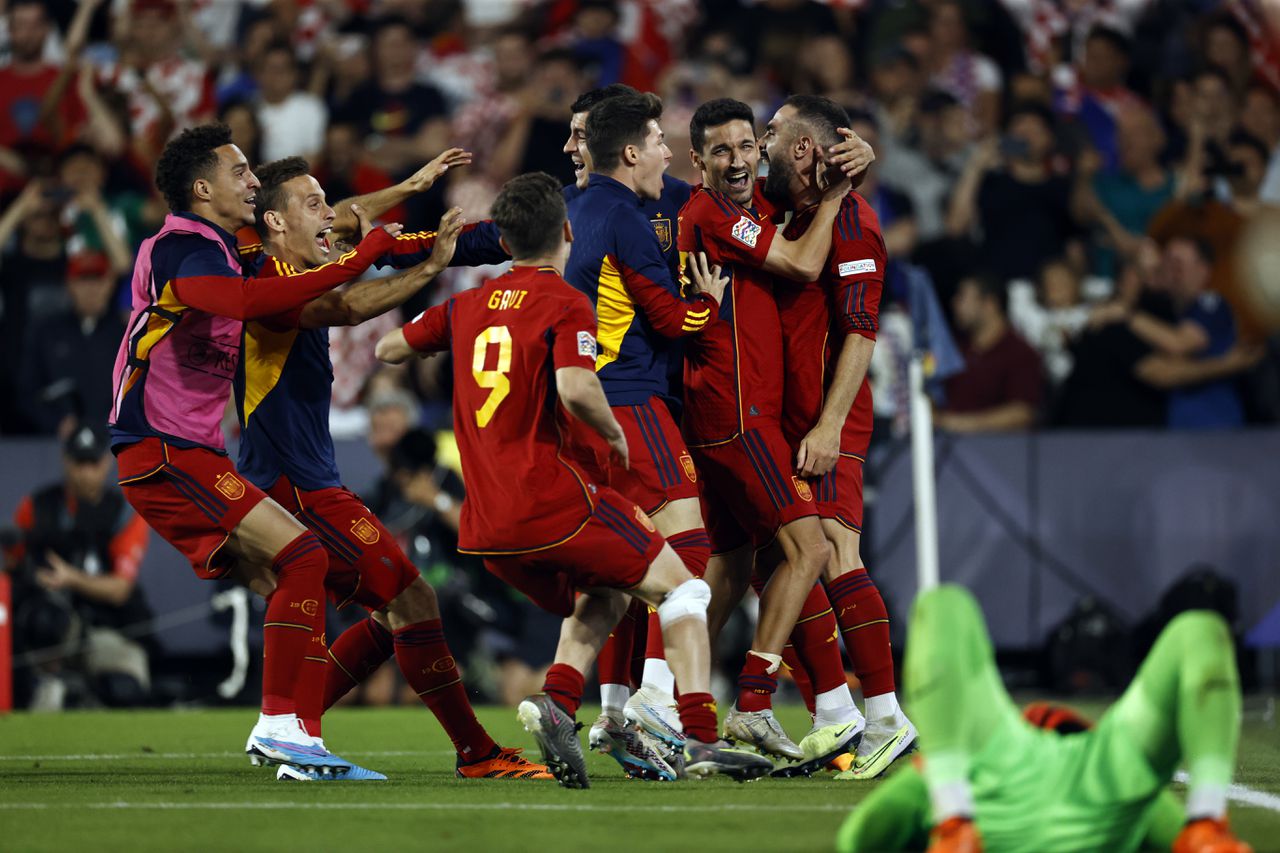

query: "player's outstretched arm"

left=374, top=329, right=416, bottom=364
left=172, top=226, right=399, bottom=321
left=328, top=147, right=473, bottom=239
left=556, top=366, right=629, bottom=470
left=763, top=164, right=851, bottom=282
left=300, top=208, right=465, bottom=329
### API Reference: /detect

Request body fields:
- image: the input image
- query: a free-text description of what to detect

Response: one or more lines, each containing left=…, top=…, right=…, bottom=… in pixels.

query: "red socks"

left=324, top=616, right=395, bottom=711
left=736, top=651, right=778, bottom=712
left=393, top=619, right=496, bottom=762
left=782, top=644, right=816, bottom=715
left=296, top=632, right=330, bottom=737
left=261, top=533, right=328, bottom=716
left=791, top=583, right=848, bottom=696
left=677, top=692, right=718, bottom=743
left=542, top=663, right=585, bottom=716
left=598, top=599, right=643, bottom=688
left=826, top=568, right=895, bottom=696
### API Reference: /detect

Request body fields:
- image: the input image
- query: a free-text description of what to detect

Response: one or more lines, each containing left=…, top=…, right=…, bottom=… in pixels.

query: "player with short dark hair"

left=376, top=172, right=772, bottom=788
left=680, top=97, right=859, bottom=762
left=765, top=93, right=916, bottom=778
left=561, top=82, right=699, bottom=774
left=231, top=154, right=549, bottom=782
left=558, top=91, right=731, bottom=763
left=109, top=123, right=401, bottom=776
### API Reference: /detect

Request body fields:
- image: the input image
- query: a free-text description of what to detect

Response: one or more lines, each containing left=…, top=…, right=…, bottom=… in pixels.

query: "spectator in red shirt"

left=0, top=0, right=85, bottom=163
left=4, top=425, right=153, bottom=709
left=938, top=274, right=1045, bottom=432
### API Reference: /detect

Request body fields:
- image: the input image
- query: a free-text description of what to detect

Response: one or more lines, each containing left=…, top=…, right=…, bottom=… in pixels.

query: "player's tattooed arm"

left=328, top=147, right=473, bottom=239
left=557, top=366, right=629, bottom=470
left=300, top=208, right=464, bottom=329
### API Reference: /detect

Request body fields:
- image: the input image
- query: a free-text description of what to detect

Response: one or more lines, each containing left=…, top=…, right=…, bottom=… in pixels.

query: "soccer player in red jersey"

left=678, top=98, right=867, bottom=763
left=376, top=172, right=772, bottom=787
left=108, top=124, right=401, bottom=776
left=764, top=95, right=916, bottom=778
left=231, top=155, right=550, bottom=782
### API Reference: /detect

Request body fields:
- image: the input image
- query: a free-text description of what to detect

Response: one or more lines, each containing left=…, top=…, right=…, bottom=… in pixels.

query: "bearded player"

left=376, top=171, right=772, bottom=787
left=232, top=155, right=549, bottom=782
left=759, top=94, right=916, bottom=778
left=678, top=99, right=865, bottom=765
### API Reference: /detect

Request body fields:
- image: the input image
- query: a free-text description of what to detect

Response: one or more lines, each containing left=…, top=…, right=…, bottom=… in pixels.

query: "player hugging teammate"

left=104, top=79, right=1254, bottom=853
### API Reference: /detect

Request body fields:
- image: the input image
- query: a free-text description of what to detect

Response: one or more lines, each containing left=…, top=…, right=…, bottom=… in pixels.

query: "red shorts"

left=605, top=397, right=700, bottom=515
left=267, top=479, right=419, bottom=611
left=692, top=424, right=818, bottom=552
left=811, top=451, right=865, bottom=532
left=116, top=438, right=266, bottom=580
left=482, top=488, right=664, bottom=618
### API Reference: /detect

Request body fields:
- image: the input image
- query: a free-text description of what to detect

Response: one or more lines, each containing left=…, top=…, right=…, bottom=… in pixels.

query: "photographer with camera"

left=3, top=425, right=153, bottom=710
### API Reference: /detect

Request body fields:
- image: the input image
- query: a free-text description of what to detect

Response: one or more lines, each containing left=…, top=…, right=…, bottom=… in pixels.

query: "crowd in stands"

left=2, top=0, right=1278, bottom=708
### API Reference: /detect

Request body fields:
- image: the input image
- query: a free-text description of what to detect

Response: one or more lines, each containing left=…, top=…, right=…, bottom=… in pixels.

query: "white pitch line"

left=1172, top=771, right=1280, bottom=814
left=0, top=750, right=456, bottom=762
left=0, top=802, right=851, bottom=814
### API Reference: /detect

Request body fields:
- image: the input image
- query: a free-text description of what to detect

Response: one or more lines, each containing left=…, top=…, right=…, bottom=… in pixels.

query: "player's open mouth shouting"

left=316, top=225, right=331, bottom=255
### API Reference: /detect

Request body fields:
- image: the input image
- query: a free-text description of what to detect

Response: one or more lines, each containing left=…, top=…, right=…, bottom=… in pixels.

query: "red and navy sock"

left=542, top=663, right=585, bottom=716
left=735, top=651, right=778, bottom=712
left=826, top=568, right=895, bottom=697
left=677, top=692, right=718, bottom=743
left=261, top=533, right=328, bottom=717
left=323, top=616, right=394, bottom=712
left=394, top=619, right=497, bottom=763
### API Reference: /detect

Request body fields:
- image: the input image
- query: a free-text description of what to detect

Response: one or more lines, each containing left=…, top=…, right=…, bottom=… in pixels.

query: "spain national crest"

left=214, top=472, right=246, bottom=500
left=792, top=476, right=814, bottom=502
left=351, top=517, right=381, bottom=545
left=634, top=506, right=657, bottom=532
left=679, top=451, right=697, bottom=483
left=651, top=216, right=673, bottom=252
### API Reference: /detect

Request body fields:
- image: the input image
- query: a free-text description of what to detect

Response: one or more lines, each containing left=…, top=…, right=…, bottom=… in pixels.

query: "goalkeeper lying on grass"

left=837, top=585, right=1251, bottom=853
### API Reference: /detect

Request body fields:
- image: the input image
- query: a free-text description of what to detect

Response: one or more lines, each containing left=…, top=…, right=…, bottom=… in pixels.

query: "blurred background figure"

left=4, top=425, right=152, bottom=710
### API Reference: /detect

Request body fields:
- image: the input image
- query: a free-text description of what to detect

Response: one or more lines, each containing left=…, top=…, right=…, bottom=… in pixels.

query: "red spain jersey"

left=677, top=182, right=786, bottom=445
left=401, top=265, right=601, bottom=554
left=776, top=190, right=885, bottom=454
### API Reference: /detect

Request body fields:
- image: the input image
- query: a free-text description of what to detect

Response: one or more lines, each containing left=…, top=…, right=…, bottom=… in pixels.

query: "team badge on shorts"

left=351, top=517, right=381, bottom=545
left=679, top=451, right=697, bottom=483
left=792, top=476, right=814, bottom=502
left=634, top=506, right=657, bottom=532
left=214, top=472, right=246, bottom=500
left=651, top=216, right=673, bottom=252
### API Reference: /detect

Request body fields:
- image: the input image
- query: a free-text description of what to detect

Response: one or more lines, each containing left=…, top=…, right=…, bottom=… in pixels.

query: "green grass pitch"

left=0, top=704, right=1277, bottom=852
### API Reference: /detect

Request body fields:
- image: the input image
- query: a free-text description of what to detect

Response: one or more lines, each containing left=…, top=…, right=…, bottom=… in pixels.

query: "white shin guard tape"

left=657, top=578, right=711, bottom=629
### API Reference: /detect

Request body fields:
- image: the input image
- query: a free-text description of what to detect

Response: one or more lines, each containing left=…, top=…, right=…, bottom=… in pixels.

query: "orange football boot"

left=456, top=746, right=554, bottom=780
left=1173, top=818, right=1254, bottom=853
left=926, top=817, right=983, bottom=853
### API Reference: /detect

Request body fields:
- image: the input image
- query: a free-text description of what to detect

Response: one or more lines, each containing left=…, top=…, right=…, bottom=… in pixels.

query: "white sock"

left=600, top=683, right=630, bottom=717
left=865, top=692, right=902, bottom=723
left=928, top=780, right=975, bottom=822
left=813, top=685, right=860, bottom=728
left=1186, top=784, right=1228, bottom=821
left=641, top=658, right=676, bottom=696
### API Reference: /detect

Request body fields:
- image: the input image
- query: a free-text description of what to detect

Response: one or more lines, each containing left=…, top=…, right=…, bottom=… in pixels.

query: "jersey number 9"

left=472, top=325, right=512, bottom=428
